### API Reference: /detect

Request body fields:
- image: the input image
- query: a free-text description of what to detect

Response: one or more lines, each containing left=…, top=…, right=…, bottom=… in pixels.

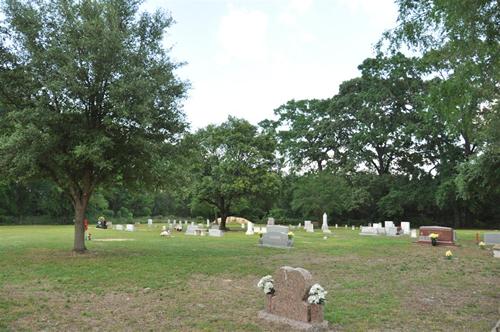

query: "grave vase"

left=431, top=238, right=437, bottom=246
left=309, top=304, right=323, bottom=323
left=266, top=293, right=274, bottom=313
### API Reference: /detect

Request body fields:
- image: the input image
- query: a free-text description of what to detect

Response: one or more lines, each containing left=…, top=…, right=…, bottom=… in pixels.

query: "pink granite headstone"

left=259, top=266, right=328, bottom=330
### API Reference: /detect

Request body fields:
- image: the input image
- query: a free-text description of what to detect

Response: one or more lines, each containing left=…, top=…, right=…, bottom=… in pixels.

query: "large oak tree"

left=0, top=0, right=187, bottom=252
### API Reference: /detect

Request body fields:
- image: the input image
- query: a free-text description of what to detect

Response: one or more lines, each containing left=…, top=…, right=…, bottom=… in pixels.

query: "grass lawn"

left=0, top=223, right=499, bottom=331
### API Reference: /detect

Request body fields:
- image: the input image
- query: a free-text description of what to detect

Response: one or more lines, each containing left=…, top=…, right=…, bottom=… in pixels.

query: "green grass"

left=0, top=224, right=499, bottom=331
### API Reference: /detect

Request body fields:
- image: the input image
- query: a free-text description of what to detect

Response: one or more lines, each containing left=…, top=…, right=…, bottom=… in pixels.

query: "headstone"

left=321, top=213, right=331, bottom=233
left=147, top=218, right=153, bottom=225
left=304, top=220, right=311, bottom=230
left=258, top=266, right=328, bottom=329
left=344, top=225, right=347, bottom=228
left=386, top=227, right=398, bottom=236
left=191, top=221, right=195, bottom=226
left=261, top=227, right=267, bottom=233
left=306, top=222, right=314, bottom=233
left=241, top=223, right=245, bottom=229
left=254, top=226, right=261, bottom=233
left=401, top=221, right=410, bottom=235
left=418, top=226, right=456, bottom=245
left=115, top=224, right=124, bottom=231
left=493, top=245, right=500, bottom=258
left=335, top=224, right=338, bottom=228
left=107, top=221, right=112, bottom=228
left=246, top=222, right=254, bottom=235
left=162, top=225, right=167, bottom=231
left=351, top=225, right=355, bottom=231
left=267, top=217, right=275, bottom=226
left=384, top=221, right=395, bottom=228
left=410, top=229, right=417, bottom=238
left=359, top=226, right=378, bottom=236
left=260, top=225, right=292, bottom=248
left=209, top=228, right=224, bottom=237
left=185, top=224, right=200, bottom=235
left=373, top=223, right=382, bottom=228
left=125, top=224, right=135, bottom=232
left=206, top=219, right=210, bottom=228
left=298, top=223, right=301, bottom=228
left=484, top=233, right=500, bottom=245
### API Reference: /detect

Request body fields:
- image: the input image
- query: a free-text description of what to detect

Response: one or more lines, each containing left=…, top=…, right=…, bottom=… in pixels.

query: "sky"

left=142, top=0, right=399, bottom=130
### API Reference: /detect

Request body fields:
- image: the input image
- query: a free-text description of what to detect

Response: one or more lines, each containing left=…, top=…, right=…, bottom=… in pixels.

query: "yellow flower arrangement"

left=288, top=231, right=294, bottom=239
left=478, top=241, right=485, bottom=249
left=429, top=233, right=439, bottom=239
left=445, top=250, right=453, bottom=259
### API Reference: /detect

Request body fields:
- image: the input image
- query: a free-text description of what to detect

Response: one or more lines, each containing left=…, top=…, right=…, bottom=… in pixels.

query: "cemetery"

left=1, top=221, right=499, bottom=331
left=0, top=0, right=498, bottom=331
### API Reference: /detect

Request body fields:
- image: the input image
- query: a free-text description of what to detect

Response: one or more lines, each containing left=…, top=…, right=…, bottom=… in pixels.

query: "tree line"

left=0, top=0, right=498, bottom=250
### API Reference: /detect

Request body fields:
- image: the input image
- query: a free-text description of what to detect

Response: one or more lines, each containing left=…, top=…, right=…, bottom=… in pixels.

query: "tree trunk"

left=220, top=212, right=228, bottom=231
left=73, top=197, right=89, bottom=253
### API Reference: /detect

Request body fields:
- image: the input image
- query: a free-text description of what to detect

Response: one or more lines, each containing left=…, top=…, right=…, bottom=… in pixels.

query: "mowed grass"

left=0, top=224, right=499, bottom=331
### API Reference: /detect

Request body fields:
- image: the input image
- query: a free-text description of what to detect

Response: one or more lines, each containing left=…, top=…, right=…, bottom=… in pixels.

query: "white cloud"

left=216, top=6, right=269, bottom=63
left=336, top=0, right=397, bottom=25
left=278, top=0, right=314, bottom=26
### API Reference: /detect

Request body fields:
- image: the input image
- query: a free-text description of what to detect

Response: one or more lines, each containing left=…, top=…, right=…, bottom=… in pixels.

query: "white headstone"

left=162, top=225, right=167, bottom=231
left=254, top=226, right=261, bottom=233
left=401, top=221, right=410, bottom=235
left=191, top=221, right=195, bottom=226
left=386, top=227, right=398, bottom=236
left=298, top=223, right=302, bottom=228
left=209, top=229, right=224, bottom=237
left=115, top=224, right=124, bottom=231
left=384, top=221, right=395, bottom=228
left=373, top=223, right=382, bottom=228
left=147, top=218, right=153, bottom=225
left=246, top=222, right=254, bottom=235
left=125, top=224, right=135, bottom=232
left=267, top=217, right=275, bottom=226
left=207, top=219, right=210, bottom=228
left=185, top=224, right=199, bottom=235
left=304, top=220, right=311, bottom=230
left=335, top=224, right=338, bottom=228
left=321, top=213, right=331, bottom=233
left=359, top=226, right=378, bottom=236
left=344, top=225, right=347, bottom=228
left=351, top=225, right=355, bottom=230
left=410, top=229, right=417, bottom=238
left=306, top=223, right=314, bottom=233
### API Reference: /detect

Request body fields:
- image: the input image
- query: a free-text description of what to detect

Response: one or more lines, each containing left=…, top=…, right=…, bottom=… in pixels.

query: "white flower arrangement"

left=307, top=283, right=327, bottom=304
left=257, top=275, right=275, bottom=295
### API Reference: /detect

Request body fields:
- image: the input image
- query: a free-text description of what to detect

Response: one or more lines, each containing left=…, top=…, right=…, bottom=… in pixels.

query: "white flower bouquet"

left=307, top=283, right=327, bottom=304
left=257, top=275, right=275, bottom=295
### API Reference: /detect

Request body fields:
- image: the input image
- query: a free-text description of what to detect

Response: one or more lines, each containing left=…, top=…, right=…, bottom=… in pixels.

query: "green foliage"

left=0, top=0, right=187, bottom=249
left=187, top=117, right=280, bottom=227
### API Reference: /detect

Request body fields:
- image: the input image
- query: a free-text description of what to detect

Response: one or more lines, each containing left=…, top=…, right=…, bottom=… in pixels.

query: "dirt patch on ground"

left=3, top=275, right=313, bottom=331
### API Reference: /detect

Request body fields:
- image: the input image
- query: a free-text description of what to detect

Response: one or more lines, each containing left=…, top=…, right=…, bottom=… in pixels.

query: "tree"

left=0, top=0, right=187, bottom=252
left=188, top=117, right=279, bottom=230
left=335, top=53, right=426, bottom=175
left=268, top=99, right=351, bottom=173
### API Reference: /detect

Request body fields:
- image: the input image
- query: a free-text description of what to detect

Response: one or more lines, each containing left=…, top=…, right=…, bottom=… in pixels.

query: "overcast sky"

left=143, top=0, right=399, bottom=130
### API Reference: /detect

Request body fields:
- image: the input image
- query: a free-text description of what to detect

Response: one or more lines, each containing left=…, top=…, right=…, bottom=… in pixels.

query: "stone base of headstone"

left=493, top=245, right=500, bottom=258
left=258, top=310, right=329, bottom=331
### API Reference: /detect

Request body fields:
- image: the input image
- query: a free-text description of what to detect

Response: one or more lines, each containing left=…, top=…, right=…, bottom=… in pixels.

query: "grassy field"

left=0, top=223, right=499, bottom=331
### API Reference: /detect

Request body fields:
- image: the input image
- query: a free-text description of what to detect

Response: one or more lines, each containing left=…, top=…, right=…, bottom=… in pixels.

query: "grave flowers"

left=257, top=275, right=275, bottom=294
left=288, top=231, right=294, bottom=240
left=429, top=233, right=439, bottom=246
left=445, top=250, right=453, bottom=260
left=308, top=283, right=327, bottom=322
left=478, top=241, right=486, bottom=249
left=258, top=275, right=275, bottom=311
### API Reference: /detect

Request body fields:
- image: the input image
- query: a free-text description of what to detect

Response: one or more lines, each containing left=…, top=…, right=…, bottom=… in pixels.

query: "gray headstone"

left=260, top=225, right=292, bottom=249
left=267, top=217, right=275, bottom=226
left=484, top=233, right=500, bottom=245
